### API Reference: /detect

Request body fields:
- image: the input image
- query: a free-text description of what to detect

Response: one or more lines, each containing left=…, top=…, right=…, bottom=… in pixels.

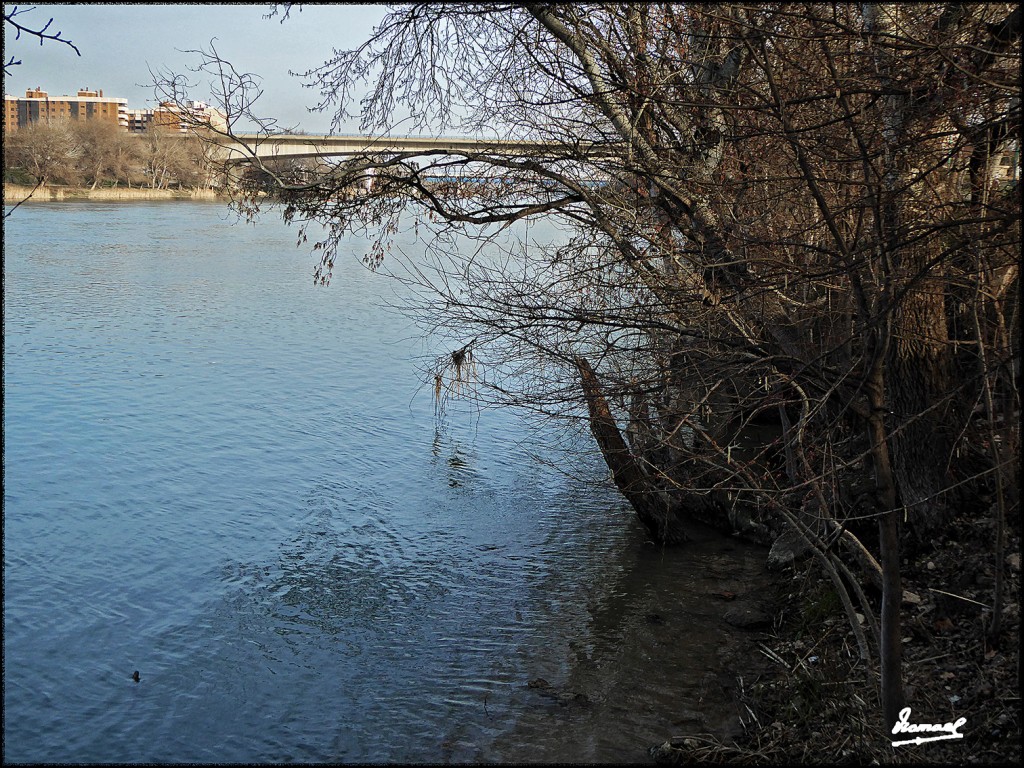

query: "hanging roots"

left=433, top=341, right=478, bottom=412
left=447, top=342, right=475, bottom=395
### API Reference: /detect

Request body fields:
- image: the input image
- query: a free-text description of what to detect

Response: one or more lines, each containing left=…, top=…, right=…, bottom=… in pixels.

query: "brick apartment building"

left=131, top=100, right=228, bottom=134
left=4, top=88, right=129, bottom=133
left=4, top=88, right=226, bottom=135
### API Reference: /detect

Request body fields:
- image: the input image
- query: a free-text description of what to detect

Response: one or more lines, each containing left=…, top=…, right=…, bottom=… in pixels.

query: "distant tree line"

left=3, top=120, right=217, bottom=190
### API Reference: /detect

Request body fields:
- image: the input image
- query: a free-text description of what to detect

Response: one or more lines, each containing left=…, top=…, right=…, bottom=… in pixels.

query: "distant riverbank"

left=4, top=183, right=224, bottom=204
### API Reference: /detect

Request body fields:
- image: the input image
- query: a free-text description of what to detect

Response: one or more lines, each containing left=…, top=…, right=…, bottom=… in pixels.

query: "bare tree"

left=140, top=128, right=208, bottom=189
left=3, top=119, right=84, bottom=186
left=158, top=2, right=1020, bottom=734
left=71, top=119, right=144, bottom=189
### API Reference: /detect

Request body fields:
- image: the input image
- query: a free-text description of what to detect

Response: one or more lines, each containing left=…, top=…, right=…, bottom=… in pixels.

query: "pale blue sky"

left=3, top=3, right=389, bottom=133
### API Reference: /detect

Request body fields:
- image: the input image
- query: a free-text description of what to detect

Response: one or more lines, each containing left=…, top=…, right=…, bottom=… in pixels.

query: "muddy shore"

left=490, top=510, right=1020, bottom=765
left=652, top=511, right=1021, bottom=765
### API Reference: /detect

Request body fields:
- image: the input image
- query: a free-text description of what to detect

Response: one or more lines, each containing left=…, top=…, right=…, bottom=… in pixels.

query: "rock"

left=649, top=740, right=679, bottom=762
left=723, top=605, right=772, bottom=630
left=1006, top=552, right=1020, bottom=572
left=527, top=677, right=552, bottom=690
left=902, top=590, right=922, bottom=605
left=557, top=691, right=589, bottom=707
left=767, top=526, right=813, bottom=571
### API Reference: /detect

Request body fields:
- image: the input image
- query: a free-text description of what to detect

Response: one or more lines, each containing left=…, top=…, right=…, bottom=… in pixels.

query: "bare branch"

left=3, top=5, right=81, bottom=74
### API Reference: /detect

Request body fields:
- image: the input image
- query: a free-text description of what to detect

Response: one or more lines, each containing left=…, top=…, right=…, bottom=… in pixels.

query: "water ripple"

left=4, top=204, right=772, bottom=764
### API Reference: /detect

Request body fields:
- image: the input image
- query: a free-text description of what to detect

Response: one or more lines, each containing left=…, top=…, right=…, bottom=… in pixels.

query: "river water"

left=3, top=201, right=771, bottom=763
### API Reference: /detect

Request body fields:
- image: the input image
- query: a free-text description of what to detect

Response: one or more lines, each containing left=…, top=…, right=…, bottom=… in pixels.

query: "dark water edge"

left=484, top=523, right=775, bottom=764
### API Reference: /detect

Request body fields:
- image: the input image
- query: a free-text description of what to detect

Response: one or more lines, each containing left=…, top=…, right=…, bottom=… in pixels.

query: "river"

left=3, top=201, right=771, bottom=763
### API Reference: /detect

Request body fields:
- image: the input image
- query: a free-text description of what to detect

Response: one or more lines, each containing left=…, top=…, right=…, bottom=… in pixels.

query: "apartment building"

left=157, top=100, right=228, bottom=133
left=4, top=87, right=129, bottom=132
left=126, top=109, right=156, bottom=134
left=124, top=100, right=227, bottom=134
left=5, top=94, right=18, bottom=133
left=4, top=88, right=226, bottom=136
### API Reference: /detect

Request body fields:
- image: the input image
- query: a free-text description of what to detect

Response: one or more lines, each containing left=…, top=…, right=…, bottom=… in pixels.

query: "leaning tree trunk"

left=575, top=357, right=689, bottom=544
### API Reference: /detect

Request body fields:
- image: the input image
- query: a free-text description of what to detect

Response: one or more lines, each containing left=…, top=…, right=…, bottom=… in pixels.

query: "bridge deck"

left=214, top=133, right=597, bottom=162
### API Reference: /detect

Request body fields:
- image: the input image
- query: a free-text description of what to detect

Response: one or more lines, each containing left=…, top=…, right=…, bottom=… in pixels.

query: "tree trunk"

left=867, top=355, right=906, bottom=734
left=888, top=269, right=957, bottom=536
left=576, top=357, right=689, bottom=544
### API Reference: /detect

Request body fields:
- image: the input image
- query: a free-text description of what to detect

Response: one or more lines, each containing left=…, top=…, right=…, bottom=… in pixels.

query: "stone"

left=902, top=590, right=922, bottom=605
left=767, top=525, right=813, bottom=571
left=557, top=691, right=589, bottom=706
left=723, top=604, right=772, bottom=629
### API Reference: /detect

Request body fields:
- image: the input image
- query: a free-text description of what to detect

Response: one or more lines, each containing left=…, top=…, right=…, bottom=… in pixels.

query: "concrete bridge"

left=213, top=132, right=580, bottom=163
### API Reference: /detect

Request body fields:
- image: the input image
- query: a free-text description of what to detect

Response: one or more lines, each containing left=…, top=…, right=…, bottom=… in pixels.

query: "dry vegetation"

left=3, top=120, right=215, bottom=190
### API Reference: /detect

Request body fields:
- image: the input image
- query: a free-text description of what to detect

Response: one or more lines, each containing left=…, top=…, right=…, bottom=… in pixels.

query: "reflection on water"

left=3, top=202, right=773, bottom=764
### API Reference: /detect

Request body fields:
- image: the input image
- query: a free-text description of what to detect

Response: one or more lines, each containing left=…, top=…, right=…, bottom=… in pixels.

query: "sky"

left=3, top=3, right=390, bottom=133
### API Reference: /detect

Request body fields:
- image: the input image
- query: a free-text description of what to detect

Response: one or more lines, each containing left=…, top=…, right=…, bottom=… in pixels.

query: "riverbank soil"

left=651, top=512, right=1021, bottom=764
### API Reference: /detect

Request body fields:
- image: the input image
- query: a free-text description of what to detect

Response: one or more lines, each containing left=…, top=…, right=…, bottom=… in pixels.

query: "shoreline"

left=4, top=183, right=225, bottom=204
left=483, top=524, right=778, bottom=763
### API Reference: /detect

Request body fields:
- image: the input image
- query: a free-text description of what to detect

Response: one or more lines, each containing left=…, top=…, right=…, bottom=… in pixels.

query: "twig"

left=4, top=6, right=81, bottom=74
left=4, top=178, right=45, bottom=218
